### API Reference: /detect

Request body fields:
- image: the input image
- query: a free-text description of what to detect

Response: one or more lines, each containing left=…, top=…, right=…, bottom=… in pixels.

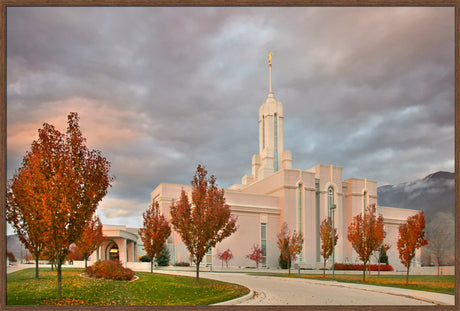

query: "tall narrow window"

left=328, top=186, right=334, bottom=218
left=363, top=190, right=368, bottom=214
left=298, top=184, right=302, bottom=234
left=274, top=113, right=278, bottom=172
left=261, top=223, right=267, bottom=267
left=298, top=183, right=303, bottom=261
left=262, top=116, right=265, bottom=149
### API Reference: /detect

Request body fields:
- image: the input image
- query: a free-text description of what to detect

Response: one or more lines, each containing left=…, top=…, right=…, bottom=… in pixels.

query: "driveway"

left=152, top=270, right=453, bottom=306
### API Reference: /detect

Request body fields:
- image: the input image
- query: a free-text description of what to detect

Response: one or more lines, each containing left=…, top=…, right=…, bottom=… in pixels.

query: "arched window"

left=108, top=243, right=119, bottom=261
left=298, top=183, right=303, bottom=261
left=328, top=186, right=334, bottom=218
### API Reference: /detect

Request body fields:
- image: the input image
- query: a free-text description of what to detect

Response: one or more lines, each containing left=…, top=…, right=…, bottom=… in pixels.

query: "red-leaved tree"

left=277, top=222, right=304, bottom=275
left=216, top=249, right=233, bottom=268
left=75, top=215, right=105, bottom=268
left=170, top=165, right=238, bottom=282
left=397, top=211, right=428, bottom=285
left=319, top=217, right=339, bottom=277
left=246, top=244, right=264, bottom=268
left=347, top=204, right=385, bottom=281
left=139, top=200, right=171, bottom=273
left=67, top=244, right=84, bottom=263
left=7, top=113, right=112, bottom=299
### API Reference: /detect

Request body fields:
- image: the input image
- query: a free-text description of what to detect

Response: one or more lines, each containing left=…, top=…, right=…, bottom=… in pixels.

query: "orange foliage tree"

left=75, top=215, right=105, bottom=268
left=319, top=216, right=339, bottom=277
left=138, top=200, right=171, bottom=273
left=347, top=204, right=385, bottom=281
left=7, top=113, right=112, bottom=299
left=277, top=222, right=304, bottom=275
left=170, top=165, right=238, bottom=282
left=246, top=244, right=264, bottom=268
left=397, top=211, right=428, bottom=285
left=216, top=249, right=233, bottom=268
left=7, top=157, right=48, bottom=279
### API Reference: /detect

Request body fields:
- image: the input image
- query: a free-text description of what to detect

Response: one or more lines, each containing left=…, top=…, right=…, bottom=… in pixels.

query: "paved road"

left=152, top=271, right=443, bottom=305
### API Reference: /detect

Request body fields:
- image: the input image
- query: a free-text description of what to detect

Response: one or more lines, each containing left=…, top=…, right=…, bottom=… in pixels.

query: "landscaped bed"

left=7, top=268, right=249, bottom=305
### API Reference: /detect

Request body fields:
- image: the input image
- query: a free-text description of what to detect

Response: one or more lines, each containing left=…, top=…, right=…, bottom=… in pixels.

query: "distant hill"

left=378, top=171, right=454, bottom=220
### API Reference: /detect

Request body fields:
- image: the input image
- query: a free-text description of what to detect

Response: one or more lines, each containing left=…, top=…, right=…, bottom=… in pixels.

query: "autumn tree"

left=7, top=151, right=49, bottom=278
left=170, top=165, right=237, bottom=282
left=67, top=244, right=84, bottom=263
left=139, top=200, right=171, bottom=273
left=246, top=244, right=264, bottom=268
left=319, top=217, right=338, bottom=278
left=75, top=215, right=105, bottom=268
left=347, top=204, right=385, bottom=281
left=397, top=211, right=428, bottom=285
left=216, top=249, right=233, bottom=268
left=7, top=113, right=112, bottom=299
left=277, top=222, right=304, bottom=275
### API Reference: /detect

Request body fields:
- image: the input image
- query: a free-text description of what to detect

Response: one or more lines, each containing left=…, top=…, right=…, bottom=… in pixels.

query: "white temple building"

left=149, top=55, right=421, bottom=271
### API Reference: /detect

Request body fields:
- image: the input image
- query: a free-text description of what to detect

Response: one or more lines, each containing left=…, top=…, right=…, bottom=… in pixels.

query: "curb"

left=211, top=288, right=254, bottom=305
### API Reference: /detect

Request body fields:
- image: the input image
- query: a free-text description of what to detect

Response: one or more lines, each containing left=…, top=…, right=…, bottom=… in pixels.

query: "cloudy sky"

left=7, top=7, right=454, bottom=232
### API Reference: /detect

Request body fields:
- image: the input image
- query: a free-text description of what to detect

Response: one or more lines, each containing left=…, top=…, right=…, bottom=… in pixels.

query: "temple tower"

left=243, top=53, right=292, bottom=185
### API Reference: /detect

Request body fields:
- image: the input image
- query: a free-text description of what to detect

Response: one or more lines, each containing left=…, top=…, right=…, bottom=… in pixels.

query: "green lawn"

left=248, top=272, right=455, bottom=295
left=7, top=268, right=249, bottom=305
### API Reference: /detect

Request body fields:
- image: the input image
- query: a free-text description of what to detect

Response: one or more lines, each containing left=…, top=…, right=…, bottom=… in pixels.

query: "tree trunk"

left=35, top=257, right=39, bottom=279
left=196, top=260, right=201, bottom=283
left=57, top=260, right=62, bottom=300
left=288, top=259, right=291, bottom=275
left=406, top=263, right=411, bottom=285
left=437, top=264, right=440, bottom=277
left=362, top=262, right=366, bottom=281
left=85, top=257, right=88, bottom=268
left=151, top=260, right=154, bottom=273
left=323, top=259, right=326, bottom=278
left=378, top=262, right=381, bottom=277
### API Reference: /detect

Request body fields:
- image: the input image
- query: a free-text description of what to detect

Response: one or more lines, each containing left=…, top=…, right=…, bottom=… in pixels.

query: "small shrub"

left=174, top=262, right=190, bottom=267
left=278, top=255, right=288, bottom=269
left=85, top=260, right=134, bottom=281
left=334, top=263, right=394, bottom=271
left=139, top=255, right=151, bottom=262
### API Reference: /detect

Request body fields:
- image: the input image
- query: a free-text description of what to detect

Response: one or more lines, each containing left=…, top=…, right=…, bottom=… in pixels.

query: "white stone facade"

left=150, top=58, right=420, bottom=271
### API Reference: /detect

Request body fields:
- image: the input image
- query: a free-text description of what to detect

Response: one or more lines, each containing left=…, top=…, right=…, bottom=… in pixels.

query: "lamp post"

left=330, top=204, right=336, bottom=280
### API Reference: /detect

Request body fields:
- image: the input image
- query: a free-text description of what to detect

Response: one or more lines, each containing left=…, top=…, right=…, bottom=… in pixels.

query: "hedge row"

left=334, top=263, right=394, bottom=271
left=85, top=260, right=135, bottom=281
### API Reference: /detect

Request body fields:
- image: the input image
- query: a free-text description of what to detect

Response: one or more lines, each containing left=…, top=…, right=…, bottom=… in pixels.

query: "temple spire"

left=268, top=52, right=273, bottom=94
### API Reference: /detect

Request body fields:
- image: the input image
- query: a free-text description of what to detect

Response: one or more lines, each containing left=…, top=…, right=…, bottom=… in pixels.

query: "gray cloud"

left=6, top=7, right=454, bottom=231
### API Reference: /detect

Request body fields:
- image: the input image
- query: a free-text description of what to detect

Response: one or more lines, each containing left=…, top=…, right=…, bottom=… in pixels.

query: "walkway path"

left=151, top=270, right=454, bottom=306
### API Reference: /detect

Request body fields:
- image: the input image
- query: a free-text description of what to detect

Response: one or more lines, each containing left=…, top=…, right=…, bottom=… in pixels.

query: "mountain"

left=377, top=171, right=454, bottom=220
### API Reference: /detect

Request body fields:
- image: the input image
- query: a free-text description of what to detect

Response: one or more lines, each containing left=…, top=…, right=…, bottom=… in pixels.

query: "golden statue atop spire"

left=268, top=52, right=273, bottom=93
